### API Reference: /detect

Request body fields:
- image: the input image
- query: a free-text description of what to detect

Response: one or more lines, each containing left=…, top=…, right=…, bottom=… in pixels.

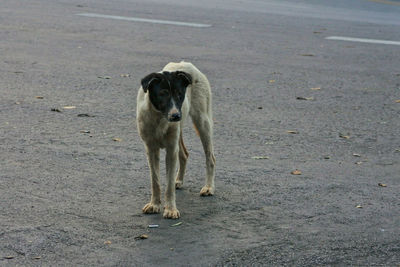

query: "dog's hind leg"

left=142, top=147, right=161, bottom=214
left=191, top=113, right=216, bottom=196
left=175, top=129, right=189, bottom=189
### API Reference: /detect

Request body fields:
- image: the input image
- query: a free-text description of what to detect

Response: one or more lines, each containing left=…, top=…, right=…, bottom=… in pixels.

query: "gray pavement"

left=1, top=0, right=400, bottom=266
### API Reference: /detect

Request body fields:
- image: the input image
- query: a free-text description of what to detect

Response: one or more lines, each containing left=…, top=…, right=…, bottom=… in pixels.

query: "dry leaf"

left=291, top=170, right=302, bottom=175
left=120, top=74, right=130, bottom=77
left=269, top=80, right=275, bottom=83
left=63, top=106, right=76, bottom=109
left=395, top=100, right=400, bottom=103
left=34, top=256, right=41, bottom=260
left=135, top=234, right=148, bottom=240
left=104, top=240, right=112, bottom=245
left=35, top=96, right=44, bottom=99
left=252, top=156, right=269, bottom=160
left=113, top=138, right=122, bottom=142
left=311, top=87, right=321, bottom=90
left=378, top=183, right=387, bottom=187
left=287, top=130, right=299, bottom=134
left=356, top=205, right=363, bottom=208
left=4, top=256, right=14, bottom=259
left=339, top=134, right=350, bottom=139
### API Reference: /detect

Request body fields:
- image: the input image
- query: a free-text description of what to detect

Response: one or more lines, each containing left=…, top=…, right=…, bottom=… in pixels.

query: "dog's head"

left=141, top=71, right=192, bottom=122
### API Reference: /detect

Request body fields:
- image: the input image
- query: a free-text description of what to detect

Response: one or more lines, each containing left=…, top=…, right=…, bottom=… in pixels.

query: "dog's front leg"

left=142, top=146, right=161, bottom=214
left=164, top=144, right=180, bottom=219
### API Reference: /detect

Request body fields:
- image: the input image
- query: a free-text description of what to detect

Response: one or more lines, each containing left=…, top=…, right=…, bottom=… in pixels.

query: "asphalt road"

left=1, top=0, right=400, bottom=266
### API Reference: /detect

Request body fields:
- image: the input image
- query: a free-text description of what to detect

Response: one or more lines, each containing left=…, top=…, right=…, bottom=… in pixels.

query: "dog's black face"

left=141, top=71, right=192, bottom=122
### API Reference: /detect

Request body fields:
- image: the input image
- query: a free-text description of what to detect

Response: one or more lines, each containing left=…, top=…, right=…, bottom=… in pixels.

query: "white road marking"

left=77, top=13, right=211, bottom=28
left=326, top=36, right=400, bottom=46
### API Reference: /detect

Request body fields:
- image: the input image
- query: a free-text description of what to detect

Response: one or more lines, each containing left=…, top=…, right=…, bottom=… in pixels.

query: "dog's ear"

left=141, top=73, right=161, bottom=93
left=176, top=71, right=192, bottom=88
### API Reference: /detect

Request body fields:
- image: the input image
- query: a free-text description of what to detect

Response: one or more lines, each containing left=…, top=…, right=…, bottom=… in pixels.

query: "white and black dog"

left=137, top=61, right=216, bottom=219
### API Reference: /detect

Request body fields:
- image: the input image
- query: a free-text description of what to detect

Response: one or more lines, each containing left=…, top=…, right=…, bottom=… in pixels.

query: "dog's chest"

left=138, top=114, right=177, bottom=148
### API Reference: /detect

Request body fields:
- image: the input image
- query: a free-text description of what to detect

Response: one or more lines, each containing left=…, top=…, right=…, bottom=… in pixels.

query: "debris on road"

left=148, top=224, right=159, bottom=228
left=378, top=183, right=387, bottom=187
left=252, top=156, right=269, bottom=160
left=113, top=138, right=122, bottom=142
left=135, top=234, right=148, bottom=240
left=63, top=106, right=76, bottom=109
left=77, top=113, right=95, bottom=117
left=98, top=76, right=111, bottom=79
left=120, top=74, right=130, bottom=77
left=104, top=240, right=112, bottom=245
left=4, top=256, right=14, bottom=259
left=311, top=87, right=321, bottom=90
left=287, top=130, right=299, bottom=134
left=291, top=170, right=302, bottom=175
left=339, top=133, right=350, bottom=139
left=80, top=130, right=90, bottom=134
left=353, top=153, right=361, bottom=157
left=356, top=205, right=363, bottom=209
left=171, top=222, right=182, bottom=227
left=296, top=96, right=314, bottom=101
left=51, top=108, right=62, bottom=112
left=35, top=96, right=44, bottom=99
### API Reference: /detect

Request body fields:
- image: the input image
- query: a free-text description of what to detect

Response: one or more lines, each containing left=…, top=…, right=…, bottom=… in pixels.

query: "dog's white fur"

left=137, top=61, right=216, bottom=219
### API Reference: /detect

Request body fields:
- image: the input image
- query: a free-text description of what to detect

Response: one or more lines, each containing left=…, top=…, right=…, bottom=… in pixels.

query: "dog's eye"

left=160, top=90, right=170, bottom=96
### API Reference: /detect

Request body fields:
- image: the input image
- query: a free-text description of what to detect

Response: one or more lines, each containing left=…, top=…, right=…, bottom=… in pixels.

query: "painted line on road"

left=76, top=13, right=212, bottom=28
left=368, top=0, right=400, bottom=6
left=326, top=36, right=400, bottom=46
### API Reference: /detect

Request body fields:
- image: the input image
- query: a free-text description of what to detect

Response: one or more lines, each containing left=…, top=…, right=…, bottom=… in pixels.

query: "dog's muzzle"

left=168, top=113, right=181, bottom=122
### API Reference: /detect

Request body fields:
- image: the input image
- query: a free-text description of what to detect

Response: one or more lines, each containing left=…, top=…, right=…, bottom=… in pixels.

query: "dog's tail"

left=193, top=123, right=200, bottom=137
left=179, top=130, right=189, bottom=158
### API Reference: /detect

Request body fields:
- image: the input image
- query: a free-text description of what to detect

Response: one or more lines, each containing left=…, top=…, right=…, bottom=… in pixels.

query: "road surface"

left=1, top=0, right=399, bottom=265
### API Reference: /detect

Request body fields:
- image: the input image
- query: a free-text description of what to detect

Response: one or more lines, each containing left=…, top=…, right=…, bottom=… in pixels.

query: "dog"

left=136, top=61, right=216, bottom=219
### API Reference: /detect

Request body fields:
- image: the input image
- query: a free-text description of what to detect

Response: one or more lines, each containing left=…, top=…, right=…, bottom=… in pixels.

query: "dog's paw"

left=163, top=207, right=180, bottom=219
left=200, top=185, right=214, bottom=196
left=175, top=180, right=183, bottom=189
left=142, top=202, right=161, bottom=214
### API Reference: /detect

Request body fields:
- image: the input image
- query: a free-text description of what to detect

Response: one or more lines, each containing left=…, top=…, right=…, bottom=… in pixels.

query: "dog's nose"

left=170, top=113, right=181, bottom=121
